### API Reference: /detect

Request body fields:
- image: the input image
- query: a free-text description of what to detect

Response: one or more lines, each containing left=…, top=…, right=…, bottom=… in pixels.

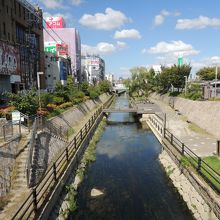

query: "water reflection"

left=71, top=95, right=193, bottom=220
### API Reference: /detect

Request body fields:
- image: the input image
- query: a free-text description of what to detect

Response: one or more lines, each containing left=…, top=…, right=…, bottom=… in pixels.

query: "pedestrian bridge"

left=103, top=107, right=155, bottom=114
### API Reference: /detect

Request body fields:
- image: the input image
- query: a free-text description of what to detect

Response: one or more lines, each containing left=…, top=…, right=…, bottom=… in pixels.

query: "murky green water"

left=70, top=95, right=194, bottom=220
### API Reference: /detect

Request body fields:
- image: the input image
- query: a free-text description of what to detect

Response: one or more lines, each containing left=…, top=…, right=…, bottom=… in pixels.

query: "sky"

left=30, top=0, right=220, bottom=79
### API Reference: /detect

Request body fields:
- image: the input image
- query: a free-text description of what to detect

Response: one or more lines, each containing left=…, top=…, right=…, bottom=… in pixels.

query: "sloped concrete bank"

left=150, top=93, right=220, bottom=138
left=50, top=94, right=109, bottom=131
left=159, top=150, right=218, bottom=220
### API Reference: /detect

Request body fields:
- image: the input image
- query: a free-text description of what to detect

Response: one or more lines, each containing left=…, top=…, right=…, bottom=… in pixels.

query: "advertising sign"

left=44, top=42, right=57, bottom=54
left=0, top=42, right=20, bottom=76
left=46, top=17, right=65, bottom=29
left=56, top=44, right=68, bottom=57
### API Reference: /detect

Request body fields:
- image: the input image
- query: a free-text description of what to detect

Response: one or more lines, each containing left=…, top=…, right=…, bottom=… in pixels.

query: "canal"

left=70, top=95, right=194, bottom=220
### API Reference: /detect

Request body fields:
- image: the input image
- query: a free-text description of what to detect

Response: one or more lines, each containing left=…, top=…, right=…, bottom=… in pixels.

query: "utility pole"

left=215, top=66, right=218, bottom=97
left=184, top=76, right=187, bottom=96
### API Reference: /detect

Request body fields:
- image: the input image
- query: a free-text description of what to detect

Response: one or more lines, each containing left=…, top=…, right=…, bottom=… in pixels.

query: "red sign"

left=56, top=44, right=68, bottom=56
left=46, top=17, right=65, bottom=29
left=0, top=42, right=20, bottom=76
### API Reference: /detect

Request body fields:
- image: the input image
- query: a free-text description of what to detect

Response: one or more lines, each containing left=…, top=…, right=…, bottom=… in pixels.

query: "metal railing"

left=148, top=114, right=220, bottom=194
left=0, top=120, right=21, bottom=142
left=12, top=95, right=114, bottom=220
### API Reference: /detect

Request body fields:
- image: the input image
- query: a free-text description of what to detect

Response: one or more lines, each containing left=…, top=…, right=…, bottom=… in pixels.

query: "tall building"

left=0, top=0, right=44, bottom=93
left=43, top=28, right=81, bottom=83
left=44, top=52, right=71, bottom=90
left=81, top=55, right=105, bottom=85
left=105, top=74, right=114, bottom=84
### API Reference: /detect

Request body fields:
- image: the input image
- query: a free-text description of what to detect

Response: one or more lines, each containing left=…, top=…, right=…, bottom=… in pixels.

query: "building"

left=81, top=55, right=105, bottom=85
left=44, top=52, right=71, bottom=90
left=105, top=74, right=114, bottom=84
left=202, top=81, right=220, bottom=99
left=0, top=0, right=44, bottom=93
left=43, top=28, right=81, bottom=83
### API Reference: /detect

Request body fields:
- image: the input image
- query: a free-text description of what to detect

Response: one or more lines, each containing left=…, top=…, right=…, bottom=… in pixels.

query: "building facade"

left=43, top=28, right=81, bottom=83
left=105, top=74, right=114, bottom=84
left=81, top=55, right=105, bottom=85
left=0, top=0, right=44, bottom=93
left=44, top=52, right=70, bottom=90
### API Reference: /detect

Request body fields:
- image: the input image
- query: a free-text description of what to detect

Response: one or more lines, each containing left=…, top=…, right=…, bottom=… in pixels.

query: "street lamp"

left=215, top=66, right=218, bottom=97
left=37, top=72, right=44, bottom=113
left=184, top=76, right=188, bottom=96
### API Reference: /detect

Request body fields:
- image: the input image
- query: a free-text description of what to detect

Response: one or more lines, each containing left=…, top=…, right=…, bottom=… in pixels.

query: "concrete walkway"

left=146, top=98, right=217, bottom=157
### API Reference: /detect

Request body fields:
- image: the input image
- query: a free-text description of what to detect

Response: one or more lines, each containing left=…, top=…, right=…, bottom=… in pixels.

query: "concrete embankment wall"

left=150, top=93, right=220, bottom=138
left=50, top=94, right=109, bottom=130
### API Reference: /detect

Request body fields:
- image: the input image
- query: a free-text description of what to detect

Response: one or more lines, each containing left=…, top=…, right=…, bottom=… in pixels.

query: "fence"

left=12, top=95, right=115, bottom=220
left=148, top=114, right=220, bottom=194
left=0, top=120, right=21, bottom=142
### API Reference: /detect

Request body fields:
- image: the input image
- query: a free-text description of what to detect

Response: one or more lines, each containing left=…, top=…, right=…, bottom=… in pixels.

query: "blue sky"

left=31, top=0, right=220, bottom=79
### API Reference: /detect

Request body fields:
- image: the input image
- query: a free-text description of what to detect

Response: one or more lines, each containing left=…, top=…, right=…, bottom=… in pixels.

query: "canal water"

left=70, top=95, right=194, bottom=220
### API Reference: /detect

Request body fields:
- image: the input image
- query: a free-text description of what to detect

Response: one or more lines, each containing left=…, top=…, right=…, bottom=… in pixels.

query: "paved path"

left=144, top=98, right=217, bottom=157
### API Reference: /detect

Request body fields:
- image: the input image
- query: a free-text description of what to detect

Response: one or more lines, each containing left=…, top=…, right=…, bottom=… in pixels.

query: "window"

left=3, top=22, right=6, bottom=36
left=8, top=32, right=10, bottom=41
left=19, top=4, right=21, bottom=17
left=14, top=0, right=16, bottom=14
left=23, top=7, right=25, bottom=20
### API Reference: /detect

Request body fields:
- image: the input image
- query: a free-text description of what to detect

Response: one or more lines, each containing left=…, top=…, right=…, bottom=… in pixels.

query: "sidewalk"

left=149, top=97, right=217, bottom=157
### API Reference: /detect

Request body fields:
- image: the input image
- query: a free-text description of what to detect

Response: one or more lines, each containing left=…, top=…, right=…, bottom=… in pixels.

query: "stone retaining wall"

left=150, top=93, right=220, bottom=138
left=159, top=150, right=218, bottom=220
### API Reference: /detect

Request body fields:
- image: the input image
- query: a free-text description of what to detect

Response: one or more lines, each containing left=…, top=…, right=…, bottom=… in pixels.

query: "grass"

left=203, top=156, right=220, bottom=172
left=180, top=155, right=220, bottom=192
left=47, top=108, right=66, bottom=119
left=188, top=122, right=210, bottom=136
left=67, top=127, right=75, bottom=138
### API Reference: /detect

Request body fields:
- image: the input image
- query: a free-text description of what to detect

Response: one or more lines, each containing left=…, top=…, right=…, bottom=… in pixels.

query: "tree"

left=196, top=67, right=220, bottom=80
left=81, top=81, right=89, bottom=96
left=98, top=80, right=112, bottom=93
left=6, top=90, right=39, bottom=115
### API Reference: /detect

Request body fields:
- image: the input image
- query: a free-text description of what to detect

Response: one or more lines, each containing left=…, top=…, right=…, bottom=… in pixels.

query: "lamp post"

left=215, top=66, right=218, bottom=97
left=184, top=76, right=188, bottom=96
left=37, top=72, right=44, bottom=113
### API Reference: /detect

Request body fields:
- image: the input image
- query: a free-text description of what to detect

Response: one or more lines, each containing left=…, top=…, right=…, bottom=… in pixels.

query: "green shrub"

left=59, top=102, right=73, bottom=109
left=52, top=96, right=64, bottom=105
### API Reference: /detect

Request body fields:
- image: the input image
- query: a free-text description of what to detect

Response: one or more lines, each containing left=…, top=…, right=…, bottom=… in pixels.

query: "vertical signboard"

left=178, top=56, right=183, bottom=66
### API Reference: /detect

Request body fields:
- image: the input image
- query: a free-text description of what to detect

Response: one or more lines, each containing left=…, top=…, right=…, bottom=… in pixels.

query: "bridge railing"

left=11, top=96, right=114, bottom=220
left=148, top=114, right=220, bottom=194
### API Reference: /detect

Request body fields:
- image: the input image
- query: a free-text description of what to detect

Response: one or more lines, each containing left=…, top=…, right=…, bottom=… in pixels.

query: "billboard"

left=44, top=42, right=57, bottom=54
left=46, top=17, right=65, bottom=29
left=0, top=42, right=20, bottom=76
left=56, top=44, right=68, bottom=57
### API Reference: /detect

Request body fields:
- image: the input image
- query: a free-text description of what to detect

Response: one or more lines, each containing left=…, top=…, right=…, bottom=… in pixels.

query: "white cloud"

left=154, top=9, right=180, bottom=26
left=79, top=8, right=129, bottom=30
left=82, top=42, right=116, bottom=55
left=39, top=0, right=63, bottom=9
left=176, top=16, right=220, bottom=29
left=154, top=15, right=165, bottom=26
left=116, top=41, right=127, bottom=49
left=147, top=40, right=199, bottom=57
left=71, top=0, right=83, bottom=6
left=114, top=29, right=141, bottom=39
